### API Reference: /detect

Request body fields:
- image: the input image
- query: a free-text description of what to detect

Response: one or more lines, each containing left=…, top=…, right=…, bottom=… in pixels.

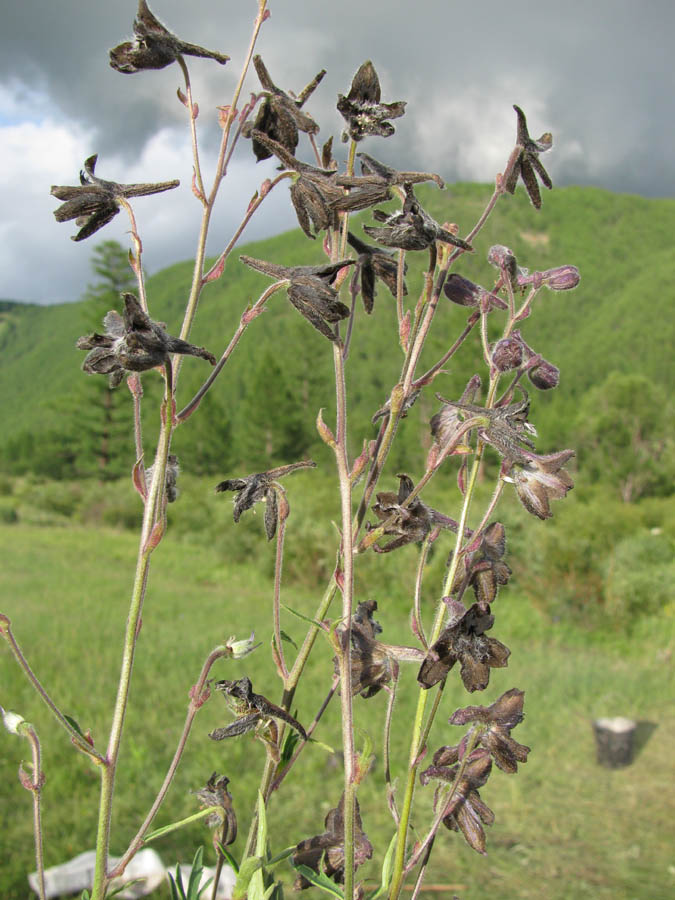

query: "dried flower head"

left=209, top=676, right=307, bottom=742
left=417, top=600, right=510, bottom=691
left=51, top=155, right=179, bottom=242
left=347, top=231, right=407, bottom=314
left=442, top=389, right=538, bottom=464
left=503, top=105, right=553, bottom=209
left=421, top=750, right=494, bottom=854
left=448, top=688, right=531, bottom=774
left=292, top=793, right=373, bottom=889
left=465, top=522, right=512, bottom=606
left=364, top=185, right=473, bottom=252
left=248, top=130, right=393, bottom=239
left=246, top=56, right=325, bottom=161
left=240, top=255, right=355, bottom=341
left=368, top=474, right=460, bottom=553
left=110, top=0, right=229, bottom=73
left=194, top=772, right=237, bottom=839
left=215, top=459, right=316, bottom=540
left=337, top=60, right=406, bottom=142
left=76, top=293, right=215, bottom=387
left=506, top=448, right=575, bottom=519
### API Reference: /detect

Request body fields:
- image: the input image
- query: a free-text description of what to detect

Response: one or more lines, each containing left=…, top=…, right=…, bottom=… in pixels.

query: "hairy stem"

left=0, top=619, right=104, bottom=763
left=109, top=646, right=228, bottom=879
left=332, top=339, right=357, bottom=900
left=91, top=372, right=174, bottom=900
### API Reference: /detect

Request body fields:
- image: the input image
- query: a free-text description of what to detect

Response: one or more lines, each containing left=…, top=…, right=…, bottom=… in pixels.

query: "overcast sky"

left=1, top=0, right=673, bottom=304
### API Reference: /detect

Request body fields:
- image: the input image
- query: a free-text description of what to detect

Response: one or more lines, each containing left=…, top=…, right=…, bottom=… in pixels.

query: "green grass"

left=1, top=520, right=673, bottom=899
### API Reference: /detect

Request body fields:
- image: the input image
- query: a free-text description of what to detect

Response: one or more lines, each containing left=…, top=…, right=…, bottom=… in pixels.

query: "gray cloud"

left=1, top=0, right=673, bottom=303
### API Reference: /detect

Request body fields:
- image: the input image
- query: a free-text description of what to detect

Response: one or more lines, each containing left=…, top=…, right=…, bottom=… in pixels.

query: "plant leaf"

left=280, top=629, right=298, bottom=650
left=64, top=714, right=85, bottom=737
left=186, top=847, right=204, bottom=899
left=366, top=833, right=397, bottom=899
left=292, top=865, right=345, bottom=898
left=215, top=842, right=240, bottom=874
left=281, top=603, right=324, bottom=628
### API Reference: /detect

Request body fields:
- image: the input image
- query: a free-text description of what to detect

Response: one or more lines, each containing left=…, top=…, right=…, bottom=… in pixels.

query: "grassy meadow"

left=1, top=473, right=674, bottom=899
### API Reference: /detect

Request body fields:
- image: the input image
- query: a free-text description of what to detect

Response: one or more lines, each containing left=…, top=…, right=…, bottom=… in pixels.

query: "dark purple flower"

left=215, top=459, right=316, bottom=540
left=506, top=449, right=575, bottom=519
left=240, top=255, right=355, bottom=341
left=110, top=0, right=229, bottom=73
left=347, top=231, right=407, bottom=314
left=209, top=676, right=306, bottom=742
left=503, top=105, right=553, bottom=209
left=448, top=688, right=531, bottom=774
left=246, top=56, right=325, bottom=161
left=421, top=750, right=494, bottom=855
left=292, top=793, right=373, bottom=889
left=248, top=130, right=393, bottom=239
left=76, top=293, right=215, bottom=387
left=51, top=155, right=178, bottom=242
left=337, top=61, right=406, bottom=143
left=368, top=474, right=460, bottom=553
left=364, top=185, right=473, bottom=252
left=417, top=600, right=510, bottom=691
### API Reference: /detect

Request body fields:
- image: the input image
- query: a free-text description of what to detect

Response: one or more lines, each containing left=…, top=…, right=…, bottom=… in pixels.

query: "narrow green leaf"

left=308, top=738, right=335, bottom=754
left=215, top=842, right=240, bottom=874
left=292, top=865, right=345, bottom=898
left=107, top=880, right=143, bottom=899
left=280, top=728, right=301, bottom=765
left=366, top=832, right=397, bottom=899
left=280, top=629, right=298, bottom=649
left=186, top=847, right=204, bottom=899
left=267, top=846, right=295, bottom=868
left=64, top=714, right=85, bottom=737
left=167, top=870, right=187, bottom=900
left=281, top=603, right=323, bottom=628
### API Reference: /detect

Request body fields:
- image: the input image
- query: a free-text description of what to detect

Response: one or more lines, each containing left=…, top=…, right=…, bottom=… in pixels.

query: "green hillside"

left=0, top=184, right=672, bottom=479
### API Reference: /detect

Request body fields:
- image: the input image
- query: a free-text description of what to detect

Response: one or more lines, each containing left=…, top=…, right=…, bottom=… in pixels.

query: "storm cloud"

left=1, top=0, right=673, bottom=303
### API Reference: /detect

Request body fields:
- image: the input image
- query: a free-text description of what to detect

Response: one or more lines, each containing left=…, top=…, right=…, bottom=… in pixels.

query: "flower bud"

left=444, top=274, right=481, bottom=307
left=491, top=337, right=523, bottom=372
left=528, top=360, right=560, bottom=390
left=225, top=632, right=260, bottom=659
left=2, top=708, right=27, bottom=736
left=541, top=265, right=580, bottom=291
left=487, top=244, right=516, bottom=269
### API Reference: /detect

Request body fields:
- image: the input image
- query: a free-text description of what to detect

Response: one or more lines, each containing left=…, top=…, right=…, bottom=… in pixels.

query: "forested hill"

left=0, top=183, right=672, bottom=482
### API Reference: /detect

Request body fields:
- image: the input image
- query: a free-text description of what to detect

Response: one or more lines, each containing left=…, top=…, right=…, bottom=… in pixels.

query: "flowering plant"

left=1, top=3, right=579, bottom=899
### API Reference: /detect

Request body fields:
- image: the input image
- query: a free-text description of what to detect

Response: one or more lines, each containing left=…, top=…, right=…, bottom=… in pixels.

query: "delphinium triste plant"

left=1, top=3, right=579, bottom=899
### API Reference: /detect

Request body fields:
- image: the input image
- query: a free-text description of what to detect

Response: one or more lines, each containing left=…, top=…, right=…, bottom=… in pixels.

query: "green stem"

left=25, top=725, right=46, bottom=900
left=332, top=339, right=357, bottom=900
left=91, top=382, right=173, bottom=900
left=0, top=620, right=104, bottom=764
left=388, top=453, right=482, bottom=900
